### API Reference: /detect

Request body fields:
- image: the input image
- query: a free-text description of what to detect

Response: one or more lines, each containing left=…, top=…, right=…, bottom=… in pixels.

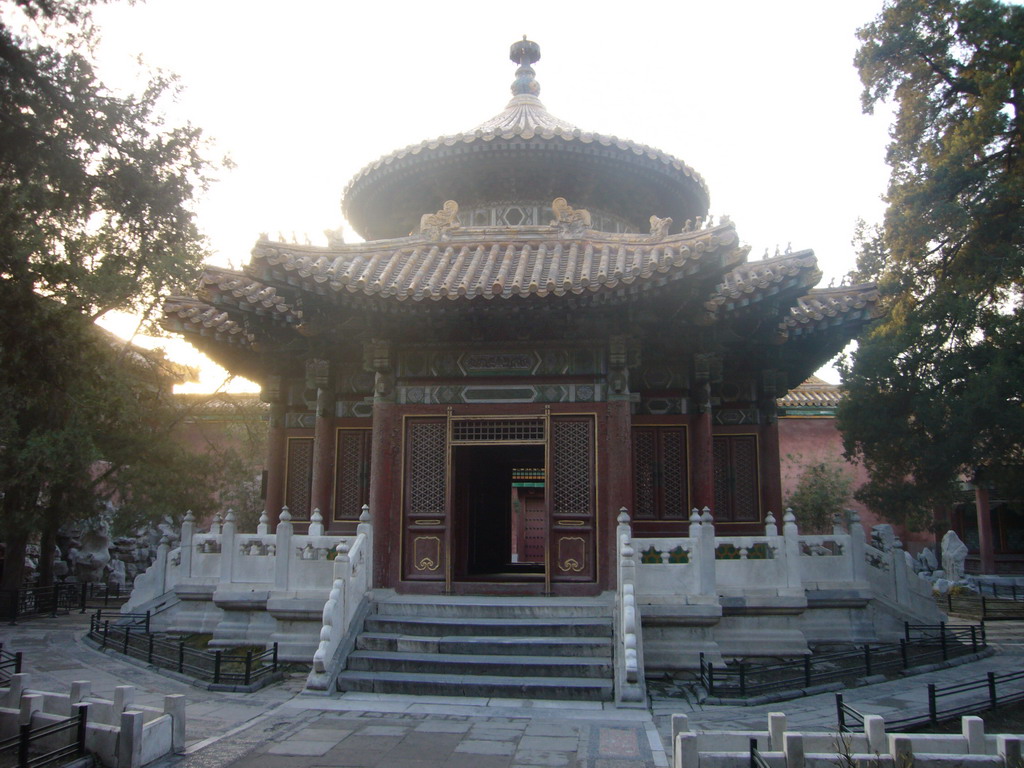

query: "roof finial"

left=509, top=37, right=541, bottom=98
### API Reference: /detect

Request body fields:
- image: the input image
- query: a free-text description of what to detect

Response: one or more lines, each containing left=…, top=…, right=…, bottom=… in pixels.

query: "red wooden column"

left=365, top=340, right=397, bottom=588
left=264, top=399, right=287, bottom=529
left=691, top=354, right=715, bottom=511
left=760, top=370, right=783, bottom=519
left=309, top=385, right=336, bottom=518
left=973, top=471, right=995, bottom=574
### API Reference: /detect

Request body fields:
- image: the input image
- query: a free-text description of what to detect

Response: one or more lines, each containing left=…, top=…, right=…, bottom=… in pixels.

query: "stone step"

left=345, top=649, right=612, bottom=678
left=335, top=669, right=615, bottom=701
left=373, top=595, right=612, bottom=620
left=363, top=615, right=612, bottom=638
left=356, top=632, right=612, bottom=657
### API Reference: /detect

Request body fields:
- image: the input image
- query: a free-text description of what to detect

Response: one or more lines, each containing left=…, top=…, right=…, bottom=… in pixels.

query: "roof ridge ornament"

left=551, top=197, right=591, bottom=237
left=417, top=200, right=461, bottom=240
left=510, top=36, right=542, bottom=98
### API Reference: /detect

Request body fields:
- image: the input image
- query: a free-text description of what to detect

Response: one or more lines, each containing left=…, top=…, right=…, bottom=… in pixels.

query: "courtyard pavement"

left=0, top=613, right=1020, bottom=767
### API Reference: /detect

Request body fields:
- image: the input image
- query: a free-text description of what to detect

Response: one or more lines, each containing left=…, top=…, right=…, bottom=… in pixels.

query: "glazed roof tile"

left=704, top=251, right=821, bottom=317
left=782, top=285, right=882, bottom=337
left=163, top=297, right=255, bottom=347
left=198, top=267, right=302, bottom=323
left=778, top=375, right=842, bottom=409
left=248, top=222, right=744, bottom=303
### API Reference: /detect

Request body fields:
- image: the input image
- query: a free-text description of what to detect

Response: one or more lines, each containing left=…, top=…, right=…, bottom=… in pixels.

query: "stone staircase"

left=335, top=592, right=615, bottom=701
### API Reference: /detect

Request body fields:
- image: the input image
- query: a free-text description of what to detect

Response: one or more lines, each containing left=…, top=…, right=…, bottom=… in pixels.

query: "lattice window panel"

left=713, top=437, right=730, bottom=517
left=552, top=419, right=593, bottom=515
left=713, top=435, right=760, bottom=523
left=334, top=430, right=370, bottom=521
left=285, top=438, right=313, bottom=520
left=451, top=418, right=545, bottom=443
left=661, top=430, right=687, bottom=519
left=408, top=421, right=446, bottom=514
left=632, top=430, right=657, bottom=519
left=731, top=437, right=759, bottom=522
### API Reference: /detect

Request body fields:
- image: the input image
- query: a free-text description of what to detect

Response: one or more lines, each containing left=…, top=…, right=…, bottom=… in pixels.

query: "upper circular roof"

left=342, top=39, right=711, bottom=242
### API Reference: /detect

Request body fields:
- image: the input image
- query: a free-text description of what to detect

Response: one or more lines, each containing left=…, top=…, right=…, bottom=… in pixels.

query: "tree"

left=0, top=0, right=220, bottom=589
left=837, top=0, right=1024, bottom=529
left=784, top=456, right=854, bottom=534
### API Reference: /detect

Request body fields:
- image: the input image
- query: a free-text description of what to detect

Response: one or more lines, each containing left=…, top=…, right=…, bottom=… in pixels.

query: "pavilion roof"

left=245, top=218, right=745, bottom=305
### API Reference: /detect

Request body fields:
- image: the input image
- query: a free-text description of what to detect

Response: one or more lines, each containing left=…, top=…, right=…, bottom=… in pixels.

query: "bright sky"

left=91, top=0, right=892, bottom=392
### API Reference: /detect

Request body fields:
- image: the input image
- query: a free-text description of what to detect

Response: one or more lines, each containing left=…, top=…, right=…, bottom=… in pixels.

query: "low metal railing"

left=89, top=612, right=279, bottom=687
left=0, top=702, right=88, bottom=768
left=837, top=669, right=1024, bottom=732
left=701, top=622, right=985, bottom=698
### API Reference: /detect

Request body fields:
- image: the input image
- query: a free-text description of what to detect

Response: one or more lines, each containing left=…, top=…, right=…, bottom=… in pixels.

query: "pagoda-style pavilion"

left=164, top=39, right=880, bottom=597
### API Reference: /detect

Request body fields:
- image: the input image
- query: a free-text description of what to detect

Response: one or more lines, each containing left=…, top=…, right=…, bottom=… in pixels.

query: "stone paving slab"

left=5, top=613, right=1023, bottom=768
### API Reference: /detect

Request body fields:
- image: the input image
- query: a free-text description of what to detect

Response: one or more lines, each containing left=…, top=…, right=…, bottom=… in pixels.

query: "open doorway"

left=453, top=444, right=545, bottom=579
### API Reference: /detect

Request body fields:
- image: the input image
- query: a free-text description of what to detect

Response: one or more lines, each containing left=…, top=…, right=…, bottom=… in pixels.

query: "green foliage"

left=0, top=0, right=224, bottom=585
left=784, top=456, right=853, bottom=534
left=838, top=0, right=1024, bottom=527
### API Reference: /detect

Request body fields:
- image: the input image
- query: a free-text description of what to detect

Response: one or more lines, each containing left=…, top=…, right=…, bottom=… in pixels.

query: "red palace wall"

left=778, top=416, right=936, bottom=555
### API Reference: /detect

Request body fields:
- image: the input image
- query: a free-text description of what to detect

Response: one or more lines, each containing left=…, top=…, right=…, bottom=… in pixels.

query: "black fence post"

left=214, top=650, right=222, bottom=684
left=970, top=625, right=977, bottom=653
left=75, top=702, right=89, bottom=757
left=123, top=626, right=131, bottom=655
left=699, top=652, right=705, bottom=688
left=145, top=611, right=151, bottom=634
left=244, top=650, right=253, bottom=686
left=148, top=634, right=155, bottom=664
left=988, top=671, right=997, bottom=708
left=900, top=639, right=908, bottom=669
left=178, top=642, right=185, bottom=674
left=981, top=624, right=987, bottom=646
left=904, top=621, right=910, bottom=642
left=79, top=583, right=87, bottom=614
left=272, top=643, right=278, bottom=672
left=708, top=662, right=715, bottom=696
left=804, top=656, right=811, bottom=688
left=940, top=623, right=948, bottom=661
left=14, top=651, right=22, bottom=674
left=18, top=722, right=30, bottom=766
left=836, top=693, right=845, bottom=732
left=102, top=621, right=109, bottom=649
left=928, top=683, right=937, bottom=723
left=750, top=738, right=757, bottom=768
left=739, top=662, right=746, bottom=697
left=981, top=596, right=987, bottom=622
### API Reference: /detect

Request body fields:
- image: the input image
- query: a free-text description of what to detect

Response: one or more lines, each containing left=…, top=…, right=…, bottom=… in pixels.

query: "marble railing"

left=125, top=506, right=351, bottom=611
left=633, top=508, right=935, bottom=618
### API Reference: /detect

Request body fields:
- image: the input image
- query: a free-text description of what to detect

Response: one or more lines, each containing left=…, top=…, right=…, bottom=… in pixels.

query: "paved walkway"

left=0, top=614, right=1020, bottom=767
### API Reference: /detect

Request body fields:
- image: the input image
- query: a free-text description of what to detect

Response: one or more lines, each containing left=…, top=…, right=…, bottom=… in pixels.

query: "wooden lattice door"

left=712, top=434, right=761, bottom=523
left=401, top=418, right=447, bottom=581
left=333, top=429, right=371, bottom=525
left=549, top=415, right=596, bottom=583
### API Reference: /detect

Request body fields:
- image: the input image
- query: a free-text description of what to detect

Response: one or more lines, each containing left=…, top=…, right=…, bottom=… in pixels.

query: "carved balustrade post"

left=848, top=510, right=867, bottom=582
left=698, top=507, right=717, bottom=598
left=155, top=536, right=170, bottom=596
left=357, top=504, right=373, bottom=590
left=274, top=507, right=293, bottom=590
left=219, top=510, right=236, bottom=585
left=782, top=508, right=802, bottom=590
left=179, top=511, right=195, bottom=580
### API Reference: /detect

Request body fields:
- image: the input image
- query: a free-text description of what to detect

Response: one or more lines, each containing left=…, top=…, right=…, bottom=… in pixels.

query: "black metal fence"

left=0, top=702, right=88, bottom=768
left=0, top=582, right=126, bottom=622
left=700, top=623, right=985, bottom=698
left=0, top=644, right=23, bottom=685
left=88, top=611, right=279, bottom=688
left=974, top=583, right=1024, bottom=602
left=940, top=592, right=1024, bottom=621
left=837, top=669, right=1024, bottom=732
left=749, top=738, right=771, bottom=768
